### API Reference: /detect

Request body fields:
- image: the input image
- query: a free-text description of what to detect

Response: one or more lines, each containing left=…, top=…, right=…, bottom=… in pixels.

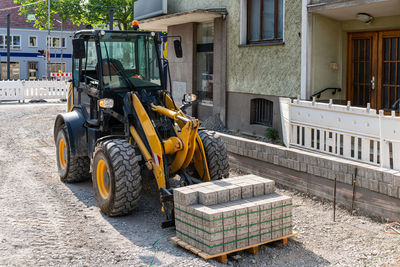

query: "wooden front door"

left=378, top=31, right=400, bottom=111
left=347, top=30, right=400, bottom=111
left=347, top=32, right=378, bottom=108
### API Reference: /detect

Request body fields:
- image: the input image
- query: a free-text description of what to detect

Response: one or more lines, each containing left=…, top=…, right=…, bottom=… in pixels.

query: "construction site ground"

left=0, top=102, right=398, bottom=266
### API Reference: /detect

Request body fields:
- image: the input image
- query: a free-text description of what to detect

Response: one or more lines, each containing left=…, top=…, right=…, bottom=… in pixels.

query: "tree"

left=14, top=0, right=137, bottom=31
left=14, top=0, right=85, bottom=30
left=85, top=0, right=137, bottom=31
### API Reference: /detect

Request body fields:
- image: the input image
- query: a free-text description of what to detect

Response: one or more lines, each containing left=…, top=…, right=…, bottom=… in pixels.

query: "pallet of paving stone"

left=173, top=175, right=295, bottom=260
left=171, top=232, right=298, bottom=263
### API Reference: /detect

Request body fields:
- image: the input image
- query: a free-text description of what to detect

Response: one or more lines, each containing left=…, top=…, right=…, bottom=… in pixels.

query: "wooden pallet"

left=171, top=232, right=298, bottom=263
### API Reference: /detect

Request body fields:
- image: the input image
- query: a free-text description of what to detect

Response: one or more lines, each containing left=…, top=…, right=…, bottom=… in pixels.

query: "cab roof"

left=74, top=30, right=155, bottom=39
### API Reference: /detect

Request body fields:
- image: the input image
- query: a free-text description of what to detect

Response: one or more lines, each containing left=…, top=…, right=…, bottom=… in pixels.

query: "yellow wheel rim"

left=96, top=159, right=111, bottom=199
left=58, top=138, right=67, bottom=169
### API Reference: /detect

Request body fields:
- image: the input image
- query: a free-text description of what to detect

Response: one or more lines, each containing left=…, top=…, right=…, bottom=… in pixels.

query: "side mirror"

left=174, top=40, right=183, bottom=58
left=183, top=93, right=197, bottom=103
left=72, top=39, right=85, bottom=59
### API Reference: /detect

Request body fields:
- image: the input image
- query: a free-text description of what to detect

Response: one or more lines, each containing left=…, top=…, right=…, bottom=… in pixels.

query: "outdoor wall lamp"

left=356, top=13, right=374, bottom=24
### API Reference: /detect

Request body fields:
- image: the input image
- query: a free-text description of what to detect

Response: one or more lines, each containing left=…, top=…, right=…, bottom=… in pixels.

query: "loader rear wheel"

left=55, top=126, right=90, bottom=183
left=199, top=130, right=229, bottom=180
left=92, top=139, right=142, bottom=216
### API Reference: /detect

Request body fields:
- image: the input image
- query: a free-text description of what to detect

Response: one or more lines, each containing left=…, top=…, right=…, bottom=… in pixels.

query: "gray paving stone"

left=198, top=187, right=218, bottom=206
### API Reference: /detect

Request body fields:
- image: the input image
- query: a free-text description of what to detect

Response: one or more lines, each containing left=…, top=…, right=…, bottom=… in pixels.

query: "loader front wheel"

left=92, top=139, right=142, bottom=216
left=199, top=130, right=230, bottom=180
left=55, top=126, right=90, bottom=183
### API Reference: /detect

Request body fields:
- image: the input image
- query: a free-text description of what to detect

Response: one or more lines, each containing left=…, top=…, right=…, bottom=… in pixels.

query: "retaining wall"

left=216, top=132, right=400, bottom=221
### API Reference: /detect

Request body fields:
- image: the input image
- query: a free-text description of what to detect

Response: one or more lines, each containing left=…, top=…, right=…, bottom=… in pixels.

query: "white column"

left=301, top=0, right=312, bottom=100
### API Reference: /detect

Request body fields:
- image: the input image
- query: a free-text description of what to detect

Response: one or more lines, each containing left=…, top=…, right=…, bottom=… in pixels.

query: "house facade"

left=136, top=0, right=400, bottom=135
left=0, top=0, right=78, bottom=80
left=136, top=0, right=302, bottom=137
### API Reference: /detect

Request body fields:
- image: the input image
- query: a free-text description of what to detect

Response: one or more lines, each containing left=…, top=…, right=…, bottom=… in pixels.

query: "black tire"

left=199, top=130, right=230, bottom=180
left=92, top=139, right=142, bottom=216
left=55, top=126, right=90, bottom=183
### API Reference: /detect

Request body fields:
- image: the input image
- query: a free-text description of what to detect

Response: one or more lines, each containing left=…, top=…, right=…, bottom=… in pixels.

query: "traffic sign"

left=27, top=14, right=36, bottom=21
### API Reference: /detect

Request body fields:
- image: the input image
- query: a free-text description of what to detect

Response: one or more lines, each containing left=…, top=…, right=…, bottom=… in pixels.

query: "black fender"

left=54, top=109, right=88, bottom=157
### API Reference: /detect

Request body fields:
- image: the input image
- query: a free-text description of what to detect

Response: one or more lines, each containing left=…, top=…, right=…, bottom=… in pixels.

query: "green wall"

left=168, top=0, right=302, bottom=97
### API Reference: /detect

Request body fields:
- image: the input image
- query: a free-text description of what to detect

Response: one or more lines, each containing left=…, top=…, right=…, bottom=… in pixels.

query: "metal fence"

left=0, top=80, right=68, bottom=102
left=280, top=97, right=400, bottom=171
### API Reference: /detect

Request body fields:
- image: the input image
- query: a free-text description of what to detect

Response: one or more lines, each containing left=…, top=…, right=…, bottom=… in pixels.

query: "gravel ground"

left=0, top=102, right=399, bottom=266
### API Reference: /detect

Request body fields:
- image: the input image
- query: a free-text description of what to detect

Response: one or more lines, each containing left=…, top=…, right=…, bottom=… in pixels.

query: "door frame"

left=346, top=31, right=378, bottom=108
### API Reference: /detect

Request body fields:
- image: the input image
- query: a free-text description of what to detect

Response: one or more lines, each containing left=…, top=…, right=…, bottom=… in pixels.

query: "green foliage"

left=252, top=130, right=256, bottom=136
left=265, top=127, right=279, bottom=140
left=14, top=0, right=137, bottom=31
left=15, top=0, right=84, bottom=30
left=85, top=0, right=137, bottom=31
left=235, top=129, right=240, bottom=134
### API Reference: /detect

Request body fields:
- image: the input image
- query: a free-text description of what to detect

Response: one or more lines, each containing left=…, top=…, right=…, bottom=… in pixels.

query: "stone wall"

left=216, top=132, right=400, bottom=221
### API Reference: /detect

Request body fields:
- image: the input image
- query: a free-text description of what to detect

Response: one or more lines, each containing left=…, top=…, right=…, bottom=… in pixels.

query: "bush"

left=265, top=127, right=279, bottom=140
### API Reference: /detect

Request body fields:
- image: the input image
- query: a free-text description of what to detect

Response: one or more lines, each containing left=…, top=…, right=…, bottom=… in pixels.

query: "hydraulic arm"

left=129, top=93, right=205, bottom=192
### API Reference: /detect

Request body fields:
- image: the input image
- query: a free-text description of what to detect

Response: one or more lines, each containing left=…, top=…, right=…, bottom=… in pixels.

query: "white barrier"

left=0, top=80, right=24, bottom=101
left=24, top=80, right=68, bottom=100
left=281, top=97, right=400, bottom=171
left=0, top=80, right=68, bottom=101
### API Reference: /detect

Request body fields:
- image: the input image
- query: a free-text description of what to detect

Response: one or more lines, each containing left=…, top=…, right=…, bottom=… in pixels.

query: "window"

left=48, top=62, right=66, bottom=73
left=28, top=62, right=38, bottom=80
left=247, top=0, right=283, bottom=43
left=52, top=37, right=60, bottom=48
left=0, top=35, right=21, bottom=49
left=29, top=36, right=37, bottom=47
left=100, top=32, right=161, bottom=89
left=1, top=61, right=20, bottom=79
left=47, top=37, right=66, bottom=48
left=250, top=98, right=273, bottom=126
left=196, top=22, right=214, bottom=103
left=12, top=36, right=21, bottom=49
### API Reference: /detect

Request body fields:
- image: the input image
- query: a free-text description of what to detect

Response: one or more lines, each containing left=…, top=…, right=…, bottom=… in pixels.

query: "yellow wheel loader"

left=54, top=29, right=229, bottom=226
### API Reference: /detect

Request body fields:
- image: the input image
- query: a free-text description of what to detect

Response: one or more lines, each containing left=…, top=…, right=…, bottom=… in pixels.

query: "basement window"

left=250, top=98, right=273, bottom=126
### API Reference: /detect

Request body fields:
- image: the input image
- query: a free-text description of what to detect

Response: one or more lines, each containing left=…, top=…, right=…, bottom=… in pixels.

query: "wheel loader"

left=54, top=29, right=229, bottom=226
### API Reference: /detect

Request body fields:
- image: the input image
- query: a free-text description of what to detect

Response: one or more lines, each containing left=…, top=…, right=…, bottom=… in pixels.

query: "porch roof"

left=308, top=0, right=400, bottom=21
left=138, top=9, right=227, bottom=32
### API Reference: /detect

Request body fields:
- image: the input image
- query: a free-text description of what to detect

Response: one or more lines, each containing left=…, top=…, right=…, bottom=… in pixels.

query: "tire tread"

left=199, top=130, right=229, bottom=180
left=94, top=139, right=142, bottom=216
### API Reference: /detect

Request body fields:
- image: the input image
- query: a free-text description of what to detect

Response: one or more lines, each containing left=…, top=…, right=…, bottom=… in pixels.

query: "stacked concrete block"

left=174, top=175, right=293, bottom=255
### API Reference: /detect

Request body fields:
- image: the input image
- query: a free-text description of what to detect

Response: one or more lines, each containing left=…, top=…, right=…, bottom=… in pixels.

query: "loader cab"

left=72, top=30, right=164, bottom=98
left=71, top=30, right=166, bottom=137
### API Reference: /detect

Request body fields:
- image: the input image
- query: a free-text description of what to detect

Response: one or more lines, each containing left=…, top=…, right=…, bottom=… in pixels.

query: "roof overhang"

left=139, top=9, right=227, bottom=32
left=308, top=0, right=400, bottom=21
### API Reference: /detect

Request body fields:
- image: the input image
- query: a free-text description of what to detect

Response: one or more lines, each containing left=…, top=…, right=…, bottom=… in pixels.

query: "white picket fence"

left=280, top=97, right=400, bottom=171
left=0, top=80, right=68, bottom=101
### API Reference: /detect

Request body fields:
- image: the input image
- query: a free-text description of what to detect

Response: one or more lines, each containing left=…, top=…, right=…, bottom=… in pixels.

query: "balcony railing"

left=280, top=97, right=400, bottom=171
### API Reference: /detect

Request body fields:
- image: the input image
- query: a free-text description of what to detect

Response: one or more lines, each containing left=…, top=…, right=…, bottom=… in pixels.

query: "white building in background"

left=0, top=0, right=81, bottom=80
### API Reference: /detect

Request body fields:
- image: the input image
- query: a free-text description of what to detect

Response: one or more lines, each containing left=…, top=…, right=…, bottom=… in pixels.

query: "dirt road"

left=0, top=103, right=398, bottom=266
